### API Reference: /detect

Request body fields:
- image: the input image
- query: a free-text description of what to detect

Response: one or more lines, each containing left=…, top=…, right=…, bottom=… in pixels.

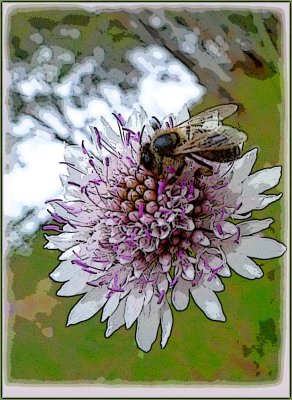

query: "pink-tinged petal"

left=160, top=303, right=173, bottom=348
left=226, top=252, right=263, bottom=279
left=236, top=237, right=286, bottom=259
left=67, top=287, right=108, bottom=325
left=172, top=279, right=190, bottom=311
left=105, top=298, right=126, bottom=337
left=182, top=264, right=195, bottom=280
left=190, top=286, right=226, bottom=321
left=214, top=221, right=237, bottom=239
left=238, top=218, right=274, bottom=236
left=124, top=289, right=145, bottom=328
left=136, top=300, right=161, bottom=352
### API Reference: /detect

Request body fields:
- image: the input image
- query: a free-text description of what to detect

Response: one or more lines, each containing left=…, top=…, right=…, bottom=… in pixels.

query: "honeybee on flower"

left=44, top=104, right=286, bottom=352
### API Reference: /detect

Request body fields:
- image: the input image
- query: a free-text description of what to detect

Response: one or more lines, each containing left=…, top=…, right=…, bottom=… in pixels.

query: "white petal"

left=217, top=265, right=231, bottom=277
left=230, top=149, right=258, bottom=186
left=226, top=252, right=263, bottom=279
left=57, top=278, right=88, bottom=296
left=67, top=288, right=107, bottom=325
left=58, top=245, right=80, bottom=260
left=44, top=233, right=79, bottom=251
left=136, top=300, right=161, bottom=352
left=176, top=104, right=190, bottom=124
left=157, top=277, right=169, bottom=292
left=101, top=293, right=121, bottom=322
left=124, top=289, right=145, bottom=328
left=238, top=193, right=282, bottom=214
left=105, top=298, right=126, bottom=337
left=160, top=303, right=173, bottom=348
left=172, top=279, right=190, bottom=311
left=190, top=286, right=225, bottom=321
left=203, top=276, right=225, bottom=291
left=101, top=116, right=120, bottom=143
left=50, top=260, right=74, bottom=282
left=243, top=167, right=282, bottom=193
left=238, top=218, right=274, bottom=236
left=144, top=285, right=154, bottom=306
left=237, top=237, right=286, bottom=259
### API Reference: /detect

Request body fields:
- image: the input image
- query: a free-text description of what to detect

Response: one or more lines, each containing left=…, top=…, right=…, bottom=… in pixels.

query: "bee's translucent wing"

left=176, top=104, right=238, bottom=140
left=174, top=126, right=247, bottom=155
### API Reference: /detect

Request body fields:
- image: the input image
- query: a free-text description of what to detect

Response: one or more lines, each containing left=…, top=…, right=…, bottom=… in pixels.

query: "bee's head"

left=140, top=143, right=155, bottom=171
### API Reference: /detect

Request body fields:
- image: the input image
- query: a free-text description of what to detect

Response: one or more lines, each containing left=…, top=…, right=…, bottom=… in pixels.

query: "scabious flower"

left=44, top=106, right=286, bottom=352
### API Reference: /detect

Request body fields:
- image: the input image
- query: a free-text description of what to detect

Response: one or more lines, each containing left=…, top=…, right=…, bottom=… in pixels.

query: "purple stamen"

left=216, top=223, right=224, bottom=236
left=167, top=165, right=176, bottom=174
left=48, top=210, right=66, bottom=224
left=181, top=208, right=186, bottom=220
left=158, top=179, right=166, bottom=196
left=113, top=112, right=125, bottom=127
left=233, top=226, right=241, bottom=244
left=160, top=208, right=172, bottom=214
left=45, top=198, right=63, bottom=204
left=169, top=277, right=178, bottom=287
left=104, top=157, right=110, bottom=167
left=119, top=254, right=132, bottom=260
left=68, top=181, right=81, bottom=187
left=89, top=178, right=104, bottom=185
left=72, top=259, right=98, bottom=274
left=125, top=156, right=137, bottom=168
left=152, top=116, right=161, bottom=129
left=81, top=140, right=87, bottom=155
left=192, top=269, right=203, bottom=286
left=169, top=115, right=174, bottom=128
left=138, top=203, right=144, bottom=218
left=219, top=207, right=226, bottom=221
left=125, top=131, right=130, bottom=146
left=165, top=121, right=170, bottom=129
left=180, top=180, right=186, bottom=189
left=92, top=257, right=110, bottom=263
left=145, top=229, right=151, bottom=241
left=235, top=202, right=243, bottom=211
left=93, top=127, right=102, bottom=149
left=178, top=249, right=183, bottom=258
left=43, top=224, right=62, bottom=232
left=214, top=182, right=228, bottom=190
left=207, top=265, right=224, bottom=281
left=157, top=289, right=165, bottom=304
left=59, top=161, right=75, bottom=167
left=122, top=127, right=136, bottom=136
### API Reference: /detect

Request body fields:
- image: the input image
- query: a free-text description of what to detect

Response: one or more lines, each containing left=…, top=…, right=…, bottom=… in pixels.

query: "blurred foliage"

left=6, top=6, right=285, bottom=383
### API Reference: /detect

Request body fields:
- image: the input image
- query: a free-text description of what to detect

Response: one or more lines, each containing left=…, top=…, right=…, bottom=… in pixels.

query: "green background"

left=6, top=6, right=286, bottom=383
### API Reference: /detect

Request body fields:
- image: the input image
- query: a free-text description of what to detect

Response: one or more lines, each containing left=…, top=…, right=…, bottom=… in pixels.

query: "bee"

left=140, top=104, right=247, bottom=183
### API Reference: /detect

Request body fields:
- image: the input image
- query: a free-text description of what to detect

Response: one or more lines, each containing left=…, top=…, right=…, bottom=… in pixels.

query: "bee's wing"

left=176, top=104, right=238, bottom=138
left=174, top=126, right=247, bottom=155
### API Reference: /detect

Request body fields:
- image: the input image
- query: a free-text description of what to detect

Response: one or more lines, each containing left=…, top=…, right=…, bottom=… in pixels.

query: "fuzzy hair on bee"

left=140, top=104, right=247, bottom=181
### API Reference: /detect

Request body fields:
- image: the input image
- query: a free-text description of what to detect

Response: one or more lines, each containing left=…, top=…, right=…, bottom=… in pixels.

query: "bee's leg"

left=167, top=160, right=186, bottom=185
left=157, top=160, right=163, bottom=177
left=189, top=155, right=213, bottom=176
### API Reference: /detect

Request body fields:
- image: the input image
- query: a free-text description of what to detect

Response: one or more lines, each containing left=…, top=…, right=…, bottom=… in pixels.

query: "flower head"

left=45, top=106, right=286, bottom=352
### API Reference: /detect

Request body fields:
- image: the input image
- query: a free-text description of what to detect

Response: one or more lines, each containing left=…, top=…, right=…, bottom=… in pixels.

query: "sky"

left=4, top=34, right=206, bottom=251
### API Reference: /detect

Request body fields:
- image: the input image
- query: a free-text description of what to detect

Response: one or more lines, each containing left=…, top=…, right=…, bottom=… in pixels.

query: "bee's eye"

left=154, top=133, right=179, bottom=154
